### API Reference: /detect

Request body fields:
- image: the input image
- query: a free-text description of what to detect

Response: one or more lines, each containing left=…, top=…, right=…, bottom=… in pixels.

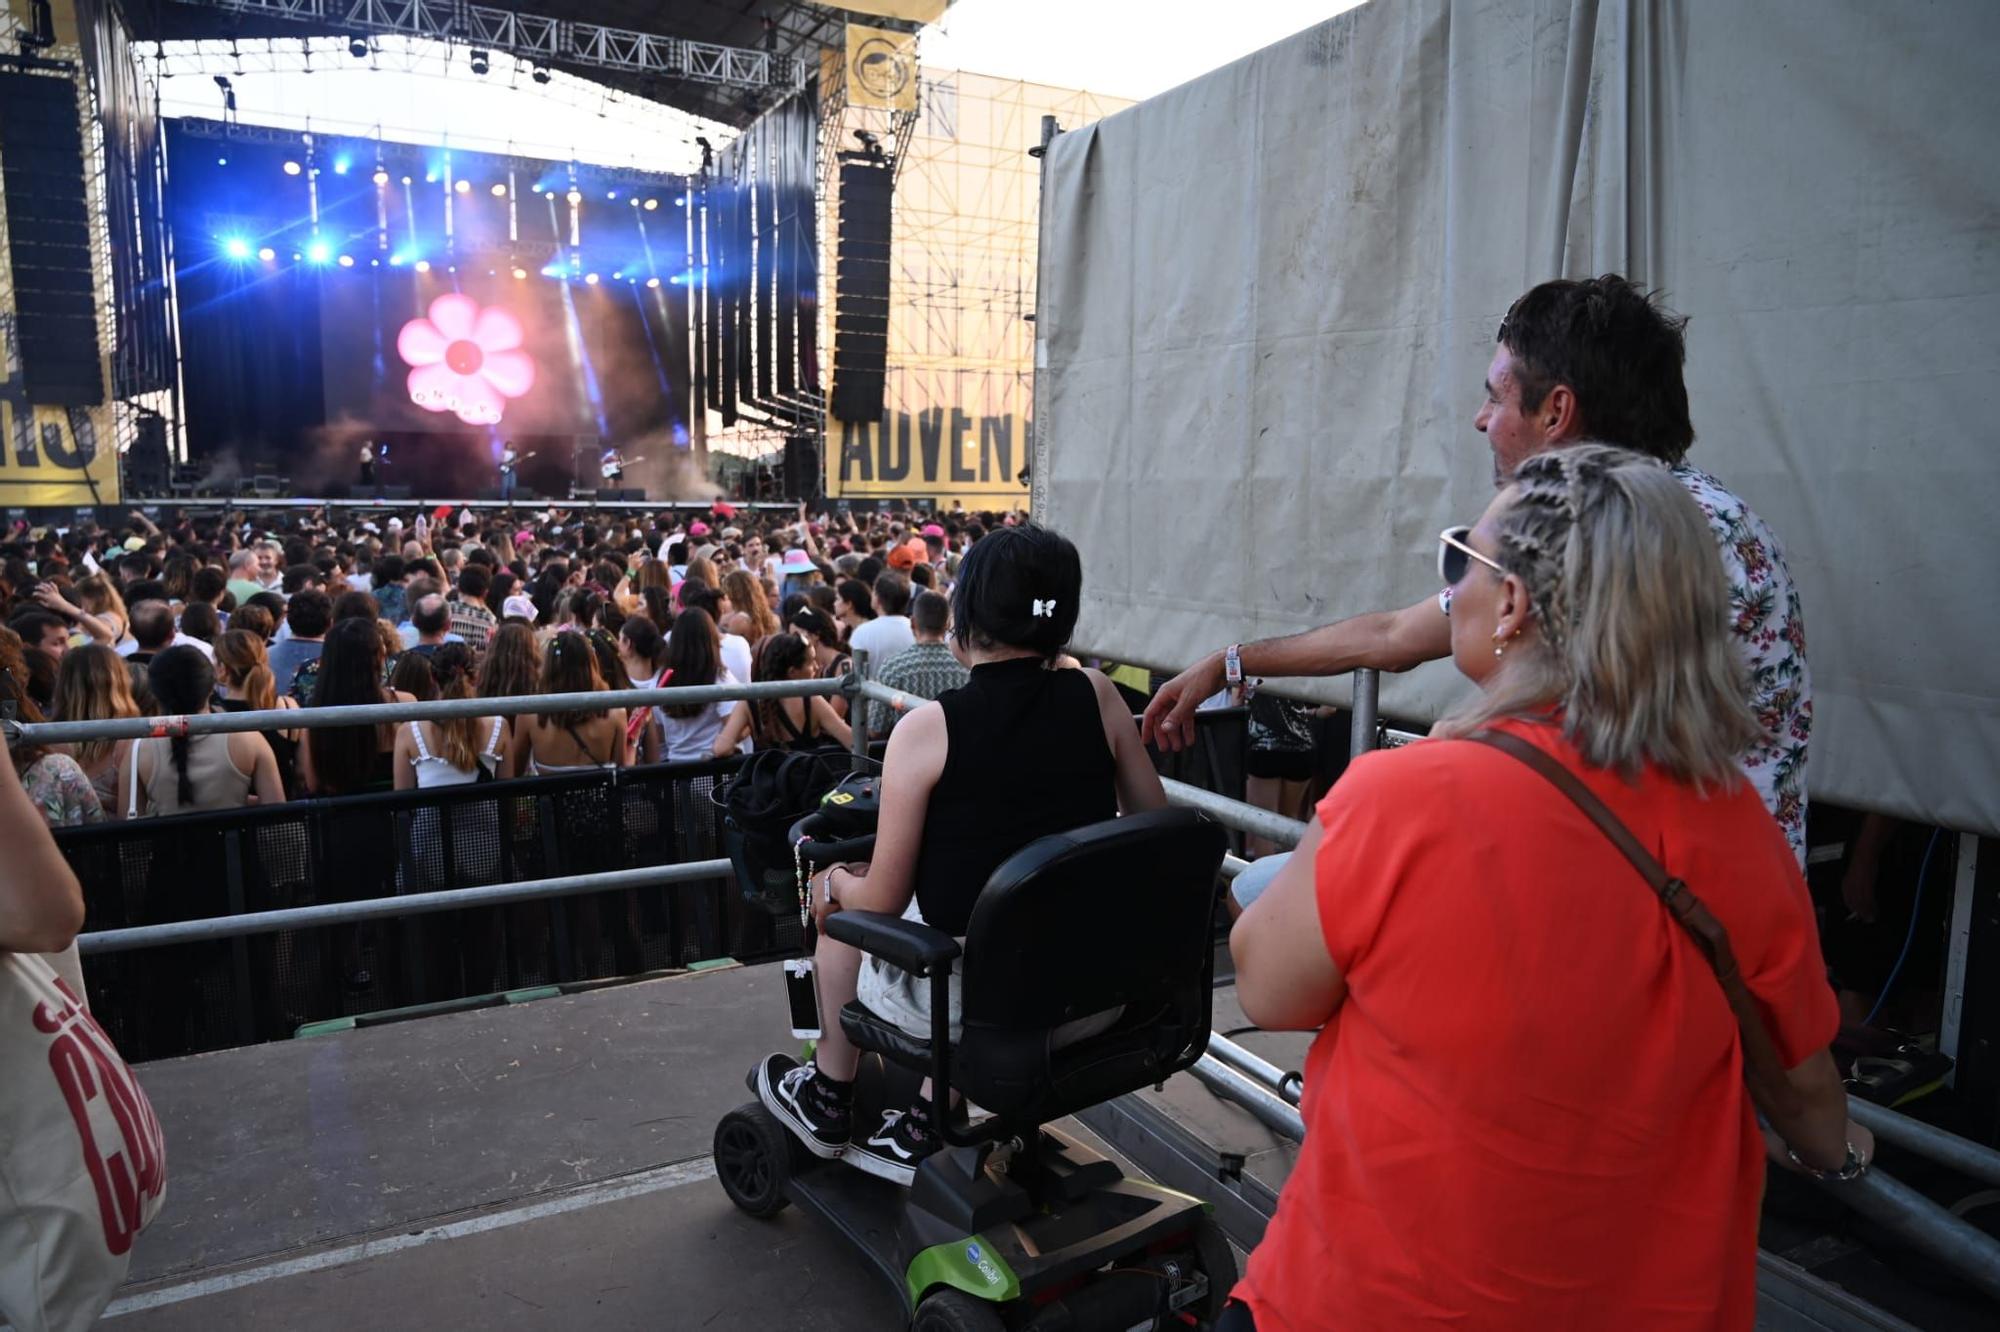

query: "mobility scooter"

left=715, top=778, right=1238, bottom=1330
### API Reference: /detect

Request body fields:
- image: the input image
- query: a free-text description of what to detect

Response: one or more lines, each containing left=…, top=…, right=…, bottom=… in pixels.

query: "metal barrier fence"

left=23, top=676, right=850, bottom=1063
left=4, top=677, right=844, bottom=747
left=60, top=756, right=786, bottom=1063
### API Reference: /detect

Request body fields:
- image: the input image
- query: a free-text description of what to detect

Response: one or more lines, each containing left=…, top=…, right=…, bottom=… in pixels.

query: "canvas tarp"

left=1032, top=0, right=2000, bottom=837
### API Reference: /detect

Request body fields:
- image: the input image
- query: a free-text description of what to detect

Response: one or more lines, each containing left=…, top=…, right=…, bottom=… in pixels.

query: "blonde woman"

left=1228, top=446, right=1860, bottom=1330
left=49, top=644, right=141, bottom=807
left=393, top=644, right=509, bottom=788
left=213, top=629, right=304, bottom=796
left=721, top=568, right=779, bottom=648
left=37, top=573, right=129, bottom=648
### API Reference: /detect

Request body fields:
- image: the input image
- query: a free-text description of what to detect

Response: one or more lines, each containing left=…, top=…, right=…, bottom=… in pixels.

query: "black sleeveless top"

left=910, top=656, right=1117, bottom=935
left=218, top=697, right=301, bottom=798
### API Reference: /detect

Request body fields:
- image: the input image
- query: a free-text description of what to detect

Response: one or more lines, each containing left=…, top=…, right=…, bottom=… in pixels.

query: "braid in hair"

left=1491, top=461, right=1584, bottom=659
left=171, top=734, right=195, bottom=807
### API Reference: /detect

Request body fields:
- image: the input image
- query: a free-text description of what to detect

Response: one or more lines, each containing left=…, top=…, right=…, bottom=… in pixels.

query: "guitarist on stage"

left=499, top=441, right=526, bottom=504
left=600, top=446, right=640, bottom=489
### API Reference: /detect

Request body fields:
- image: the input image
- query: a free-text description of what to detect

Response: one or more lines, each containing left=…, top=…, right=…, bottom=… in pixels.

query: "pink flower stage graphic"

left=395, top=293, right=536, bottom=426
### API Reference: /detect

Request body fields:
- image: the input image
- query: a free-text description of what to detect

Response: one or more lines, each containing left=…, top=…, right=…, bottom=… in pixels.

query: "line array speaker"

left=0, top=72, right=105, bottom=406
left=830, top=158, right=892, bottom=423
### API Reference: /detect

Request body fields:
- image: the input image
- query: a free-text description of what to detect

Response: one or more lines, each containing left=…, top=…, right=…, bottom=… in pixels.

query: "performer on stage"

left=358, top=441, right=377, bottom=497
left=600, top=446, right=631, bottom=485
left=499, top=441, right=520, bottom=504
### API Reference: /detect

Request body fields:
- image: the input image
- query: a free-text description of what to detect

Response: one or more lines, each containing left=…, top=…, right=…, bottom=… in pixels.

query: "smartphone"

left=784, top=958, right=822, bottom=1039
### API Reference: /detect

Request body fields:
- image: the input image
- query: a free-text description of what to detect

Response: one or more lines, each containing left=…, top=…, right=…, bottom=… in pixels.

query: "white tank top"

left=407, top=719, right=505, bottom=788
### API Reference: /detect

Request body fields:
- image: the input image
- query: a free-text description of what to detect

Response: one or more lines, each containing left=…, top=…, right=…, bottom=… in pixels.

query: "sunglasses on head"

left=1437, top=525, right=1505, bottom=586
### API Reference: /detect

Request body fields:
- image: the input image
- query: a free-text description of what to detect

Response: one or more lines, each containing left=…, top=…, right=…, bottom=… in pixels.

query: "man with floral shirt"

left=1146, top=274, right=1811, bottom=867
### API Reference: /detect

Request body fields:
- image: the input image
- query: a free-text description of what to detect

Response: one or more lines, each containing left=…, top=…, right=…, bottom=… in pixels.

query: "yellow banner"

left=845, top=23, right=919, bottom=112
left=828, top=407, right=1029, bottom=505
left=0, top=347, right=118, bottom=509
left=837, top=1, right=947, bottom=24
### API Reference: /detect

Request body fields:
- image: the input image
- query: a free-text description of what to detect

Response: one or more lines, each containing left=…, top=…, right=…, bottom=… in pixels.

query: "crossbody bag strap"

left=1468, top=729, right=1804, bottom=1122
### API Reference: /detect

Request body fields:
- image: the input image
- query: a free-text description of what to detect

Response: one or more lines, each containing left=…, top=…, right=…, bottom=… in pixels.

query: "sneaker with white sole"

left=755, top=1054, right=851, bottom=1159
left=846, top=1104, right=941, bottom=1186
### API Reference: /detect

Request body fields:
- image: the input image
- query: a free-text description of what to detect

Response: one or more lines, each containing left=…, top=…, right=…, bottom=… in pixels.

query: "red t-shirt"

left=1234, top=718, right=1838, bottom=1330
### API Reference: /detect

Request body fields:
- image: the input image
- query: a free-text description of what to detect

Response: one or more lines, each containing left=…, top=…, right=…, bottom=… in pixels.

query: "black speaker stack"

left=0, top=71, right=104, bottom=408
left=783, top=435, right=820, bottom=500
left=830, top=157, right=893, bottom=423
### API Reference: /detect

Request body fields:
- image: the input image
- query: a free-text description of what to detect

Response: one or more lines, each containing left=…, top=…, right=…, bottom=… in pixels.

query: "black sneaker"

left=756, top=1055, right=850, bottom=1159
left=847, top=1103, right=941, bottom=1186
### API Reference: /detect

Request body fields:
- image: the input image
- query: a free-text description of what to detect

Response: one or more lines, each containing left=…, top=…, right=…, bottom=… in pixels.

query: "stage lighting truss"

left=175, top=0, right=805, bottom=93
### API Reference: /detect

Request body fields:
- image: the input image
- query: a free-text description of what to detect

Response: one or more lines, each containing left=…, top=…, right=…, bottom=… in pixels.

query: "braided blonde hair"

left=1434, top=444, right=1760, bottom=787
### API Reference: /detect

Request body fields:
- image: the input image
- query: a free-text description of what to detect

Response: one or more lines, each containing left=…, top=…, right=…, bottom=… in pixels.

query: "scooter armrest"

left=824, top=910, right=961, bottom=976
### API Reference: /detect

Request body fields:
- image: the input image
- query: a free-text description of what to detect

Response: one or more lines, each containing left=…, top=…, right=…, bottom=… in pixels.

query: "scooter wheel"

left=714, top=1102, right=793, bottom=1218
left=1186, top=1215, right=1240, bottom=1320
left=910, top=1288, right=1007, bottom=1331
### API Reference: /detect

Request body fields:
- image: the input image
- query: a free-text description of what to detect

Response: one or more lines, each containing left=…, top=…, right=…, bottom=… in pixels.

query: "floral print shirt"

left=1672, top=464, right=1811, bottom=864
left=1441, top=464, right=1811, bottom=864
left=21, top=752, right=106, bottom=829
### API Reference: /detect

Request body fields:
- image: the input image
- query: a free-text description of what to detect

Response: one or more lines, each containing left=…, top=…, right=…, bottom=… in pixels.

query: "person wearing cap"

left=501, top=593, right=538, bottom=623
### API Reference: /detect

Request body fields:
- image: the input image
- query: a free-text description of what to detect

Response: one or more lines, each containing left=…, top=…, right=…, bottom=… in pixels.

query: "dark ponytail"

left=147, top=645, right=216, bottom=806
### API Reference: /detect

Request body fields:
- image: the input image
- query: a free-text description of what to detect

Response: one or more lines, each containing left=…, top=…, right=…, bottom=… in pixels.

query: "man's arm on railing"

left=1141, top=595, right=1452, bottom=752
left=0, top=757, right=86, bottom=954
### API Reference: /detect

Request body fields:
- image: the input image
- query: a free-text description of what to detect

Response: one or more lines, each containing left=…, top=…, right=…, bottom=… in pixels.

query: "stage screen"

left=167, top=120, right=695, bottom=497
left=318, top=269, right=691, bottom=483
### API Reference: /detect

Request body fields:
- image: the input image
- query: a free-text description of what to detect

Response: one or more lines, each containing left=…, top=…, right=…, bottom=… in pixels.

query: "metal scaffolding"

left=174, top=0, right=806, bottom=92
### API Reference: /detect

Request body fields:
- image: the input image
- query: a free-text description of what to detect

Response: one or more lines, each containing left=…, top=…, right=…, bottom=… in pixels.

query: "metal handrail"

left=77, top=859, right=735, bottom=956
left=4, top=677, right=844, bottom=747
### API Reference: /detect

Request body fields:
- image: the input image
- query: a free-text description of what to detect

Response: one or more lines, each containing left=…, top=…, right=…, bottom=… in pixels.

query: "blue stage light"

left=540, top=263, right=563, bottom=278
left=306, top=241, right=332, bottom=264
left=388, top=254, right=406, bottom=267
left=222, top=236, right=252, bottom=260
left=217, top=156, right=229, bottom=167
left=333, top=157, right=351, bottom=175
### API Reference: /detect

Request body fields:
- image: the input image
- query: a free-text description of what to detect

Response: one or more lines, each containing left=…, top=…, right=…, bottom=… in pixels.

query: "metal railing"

left=40, top=675, right=845, bottom=961
left=78, top=860, right=733, bottom=956
left=5, top=677, right=843, bottom=748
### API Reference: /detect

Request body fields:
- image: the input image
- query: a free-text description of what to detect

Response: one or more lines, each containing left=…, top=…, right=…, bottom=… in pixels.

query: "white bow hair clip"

left=1031, top=599, right=1057, bottom=618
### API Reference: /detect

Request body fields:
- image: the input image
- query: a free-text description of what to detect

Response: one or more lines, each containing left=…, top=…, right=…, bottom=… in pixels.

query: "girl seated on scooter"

left=757, top=523, right=1168, bottom=1184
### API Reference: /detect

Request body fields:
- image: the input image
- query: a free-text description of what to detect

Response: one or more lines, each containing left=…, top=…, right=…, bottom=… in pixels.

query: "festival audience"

left=4, top=629, right=103, bottom=830
left=213, top=629, right=303, bottom=796
left=49, top=644, right=141, bottom=808
left=392, top=644, right=509, bottom=788
left=298, top=618, right=416, bottom=796
left=847, top=572, right=914, bottom=686
left=271, top=588, right=332, bottom=700
left=713, top=633, right=853, bottom=755
left=512, top=630, right=630, bottom=773
left=116, top=647, right=285, bottom=816
left=654, top=609, right=736, bottom=762
left=868, top=590, right=968, bottom=735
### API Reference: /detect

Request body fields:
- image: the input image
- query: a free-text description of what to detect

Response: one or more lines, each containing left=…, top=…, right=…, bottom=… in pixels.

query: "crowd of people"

left=0, top=499, right=998, bottom=829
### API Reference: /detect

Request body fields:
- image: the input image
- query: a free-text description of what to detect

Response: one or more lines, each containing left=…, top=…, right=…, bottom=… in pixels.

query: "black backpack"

left=716, top=749, right=850, bottom=913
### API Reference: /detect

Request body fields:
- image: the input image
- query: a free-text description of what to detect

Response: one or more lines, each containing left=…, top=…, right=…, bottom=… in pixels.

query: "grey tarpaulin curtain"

left=1033, top=0, right=2000, bottom=837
